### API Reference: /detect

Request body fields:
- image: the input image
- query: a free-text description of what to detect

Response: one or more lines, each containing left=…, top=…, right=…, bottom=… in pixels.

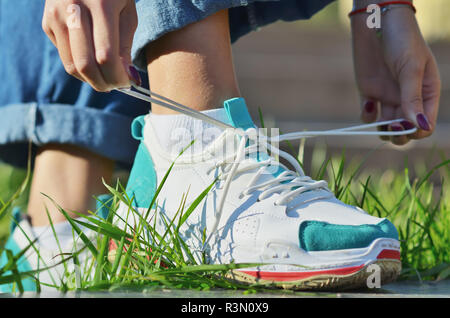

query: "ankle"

left=145, top=10, right=240, bottom=114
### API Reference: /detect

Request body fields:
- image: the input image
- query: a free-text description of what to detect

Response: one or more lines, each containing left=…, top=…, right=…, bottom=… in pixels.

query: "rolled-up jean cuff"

left=0, top=103, right=138, bottom=168
left=131, top=0, right=336, bottom=70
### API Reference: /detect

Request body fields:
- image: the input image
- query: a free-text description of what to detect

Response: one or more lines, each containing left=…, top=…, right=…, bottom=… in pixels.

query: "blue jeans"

left=132, top=0, right=336, bottom=69
left=0, top=0, right=335, bottom=168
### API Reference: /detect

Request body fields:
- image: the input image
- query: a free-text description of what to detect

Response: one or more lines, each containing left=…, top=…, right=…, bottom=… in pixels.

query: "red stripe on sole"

left=376, top=249, right=400, bottom=260
left=238, top=249, right=400, bottom=282
left=239, top=264, right=364, bottom=282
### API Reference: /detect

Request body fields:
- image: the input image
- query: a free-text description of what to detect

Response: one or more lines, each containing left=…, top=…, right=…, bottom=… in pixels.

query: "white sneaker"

left=117, top=97, right=402, bottom=290
left=0, top=197, right=111, bottom=293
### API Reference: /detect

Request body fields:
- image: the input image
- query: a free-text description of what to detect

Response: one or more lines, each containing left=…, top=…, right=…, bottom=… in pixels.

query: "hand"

left=42, top=0, right=141, bottom=92
left=351, top=5, right=441, bottom=145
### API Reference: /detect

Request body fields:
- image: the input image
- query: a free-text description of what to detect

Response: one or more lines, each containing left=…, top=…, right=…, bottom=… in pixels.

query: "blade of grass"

left=0, top=143, right=32, bottom=221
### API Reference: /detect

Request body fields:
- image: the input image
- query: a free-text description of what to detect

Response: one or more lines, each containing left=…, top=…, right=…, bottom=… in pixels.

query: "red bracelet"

left=348, top=1, right=416, bottom=17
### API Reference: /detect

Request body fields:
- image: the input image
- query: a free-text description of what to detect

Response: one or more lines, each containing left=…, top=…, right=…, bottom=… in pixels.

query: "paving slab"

left=1, top=280, right=448, bottom=298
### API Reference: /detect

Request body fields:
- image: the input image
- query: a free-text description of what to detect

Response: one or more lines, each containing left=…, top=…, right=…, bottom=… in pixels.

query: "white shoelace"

left=117, top=86, right=417, bottom=248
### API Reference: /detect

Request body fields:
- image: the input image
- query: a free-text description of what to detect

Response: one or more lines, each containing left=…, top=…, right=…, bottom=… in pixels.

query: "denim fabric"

left=132, top=0, right=336, bottom=69
left=0, top=0, right=335, bottom=168
left=0, top=0, right=149, bottom=168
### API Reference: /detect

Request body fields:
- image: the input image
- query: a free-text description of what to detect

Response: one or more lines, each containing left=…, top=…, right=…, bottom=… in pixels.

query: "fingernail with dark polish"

left=128, top=65, right=141, bottom=86
left=390, top=124, right=404, bottom=132
left=364, top=101, right=376, bottom=113
left=416, top=113, right=431, bottom=131
left=400, top=120, right=415, bottom=131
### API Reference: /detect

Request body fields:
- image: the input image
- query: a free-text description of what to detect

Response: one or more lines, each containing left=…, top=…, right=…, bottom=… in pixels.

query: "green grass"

left=0, top=141, right=449, bottom=293
left=0, top=163, right=29, bottom=244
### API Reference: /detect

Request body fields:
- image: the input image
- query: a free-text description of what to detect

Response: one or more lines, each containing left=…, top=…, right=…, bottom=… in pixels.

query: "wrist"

left=350, top=1, right=416, bottom=21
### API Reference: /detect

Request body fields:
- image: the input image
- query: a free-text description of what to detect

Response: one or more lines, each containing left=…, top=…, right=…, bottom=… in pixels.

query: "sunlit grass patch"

left=0, top=142, right=449, bottom=293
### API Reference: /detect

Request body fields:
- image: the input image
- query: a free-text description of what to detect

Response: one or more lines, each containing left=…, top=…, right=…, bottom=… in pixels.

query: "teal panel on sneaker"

left=224, top=98, right=255, bottom=130
left=223, top=97, right=285, bottom=176
left=10, top=207, right=22, bottom=233
left=0, top=237, right=36, bottom=292
left=126, top=142, right=157, bottom=209
left=299, top=219, right=399, bottom=252
left=95, top=194, right=114, bottom=220
left=224, top=97, right=266, bottom=160
left=131, top=115, right=146, bottom=141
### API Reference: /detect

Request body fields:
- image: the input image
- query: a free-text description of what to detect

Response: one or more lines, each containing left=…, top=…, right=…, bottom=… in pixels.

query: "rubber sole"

left=225, top=251, right=401, bottom=291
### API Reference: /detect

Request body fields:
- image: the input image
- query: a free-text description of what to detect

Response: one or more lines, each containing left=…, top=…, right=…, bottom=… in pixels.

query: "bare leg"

left=27, top=10, right=237, bottom=226
left=145, top=10, right=240, bottom=114
left=27, top=144, right=114, bottom=226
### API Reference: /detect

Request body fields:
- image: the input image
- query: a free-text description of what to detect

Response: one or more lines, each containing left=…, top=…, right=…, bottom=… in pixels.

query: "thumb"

left=399, top=64, right=431, bottom=131
left=119, top=0, right=140, bottom=86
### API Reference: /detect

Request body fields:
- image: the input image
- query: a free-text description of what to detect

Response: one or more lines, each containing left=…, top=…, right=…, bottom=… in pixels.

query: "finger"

left=377, top=104, right=396, bottom=141
left=360, top=99, right=378, bottom=123
left=390, top=108, right=409, bottom=146
left=42, top=21, right=57, bottom=47
left=420, top=57, right=441, bottom=137
left=398, top=63, right=432, bottom=133
left=52, top=23, right=84, bottom=82
left=91, top=2, right=130, bottom=88
left=399, top=118, right=418, bottom=139
left=42, top=7, right=82, bottom=81
left=119, top=0, right=141, bottom=85
left=68, top=7, right=109, bottom=91
left=42, top=2, right=58, bottom=46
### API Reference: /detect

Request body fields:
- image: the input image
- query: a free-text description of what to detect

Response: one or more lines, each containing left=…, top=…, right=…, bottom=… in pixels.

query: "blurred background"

left=1, top=0, right=449, bottom=239
left=232, top=0, right=450, bottom=172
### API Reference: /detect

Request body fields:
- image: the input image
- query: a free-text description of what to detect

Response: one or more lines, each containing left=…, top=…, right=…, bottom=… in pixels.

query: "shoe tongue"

left=223, top=98, right=321, bottom=197
left=223, top=97, right=264, bottom=160
left=223, top=98, right=255, bottom=130
left=223, top=97, right=285, bottom=177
